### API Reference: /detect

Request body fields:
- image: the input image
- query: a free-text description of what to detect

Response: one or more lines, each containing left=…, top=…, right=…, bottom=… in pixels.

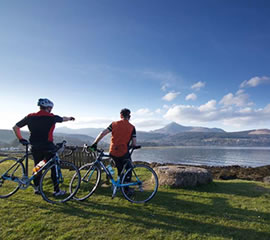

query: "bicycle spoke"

left=72, top=163, right=101, bottom=201
left=40, top=161, right=80, bottom=204
left=0, top=158, right=25, bottom=198
left=121, top=164, right=158, bottom=203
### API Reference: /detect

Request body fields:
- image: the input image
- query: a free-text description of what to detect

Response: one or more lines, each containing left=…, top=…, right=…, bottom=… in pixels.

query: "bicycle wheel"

left=71, top=163, right=101, bottom=201
left=121, top=164, right=158, bottom=203
left=0, top=158, right=25, bottom=198
left=40, top=161, right=80, bottom=204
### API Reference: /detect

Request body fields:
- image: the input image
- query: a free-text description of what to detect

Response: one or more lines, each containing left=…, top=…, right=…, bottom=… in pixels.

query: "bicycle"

left=0, top=141, right=81, bottom=204
left=71, top=145, right=158, bottom=204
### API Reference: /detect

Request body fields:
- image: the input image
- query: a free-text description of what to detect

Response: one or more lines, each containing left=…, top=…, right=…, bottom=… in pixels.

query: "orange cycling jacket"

left=108, top=119, right=136, bottom=157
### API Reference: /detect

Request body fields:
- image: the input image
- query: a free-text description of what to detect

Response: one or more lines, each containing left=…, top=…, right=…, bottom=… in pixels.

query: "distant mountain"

left=55, top=127, right=104, bottom=138
left=157, top=131, right=270, bottom=147
left=248, top=129, right=270, bottom=135
left=1, top=124, right=270, bottom=148
left=151, top=122, right=225, bottom=134
left=53, top=133, right=96, bottom=146
left=0, top=129, right=20, bottom=143
left=0, top=129, right=106, bottom=148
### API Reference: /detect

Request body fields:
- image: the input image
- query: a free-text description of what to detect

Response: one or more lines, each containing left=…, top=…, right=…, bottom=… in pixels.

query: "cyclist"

left=91, top=108, right=136, bottom=193
left=13, top=98, right=75, bottom=195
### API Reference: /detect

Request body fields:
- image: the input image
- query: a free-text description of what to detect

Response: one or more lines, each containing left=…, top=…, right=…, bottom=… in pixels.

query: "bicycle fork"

left=111, top=177, right=121, bottom=199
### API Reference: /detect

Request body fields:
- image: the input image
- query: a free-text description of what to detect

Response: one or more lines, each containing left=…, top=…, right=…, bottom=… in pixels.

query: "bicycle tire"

left=0, top=157, right=25, bottom=198
left=71, top=163, right=101, bottom=201
left=121, top=164, right=158, bottom=204
left=40, top=160, right=80, bottom=204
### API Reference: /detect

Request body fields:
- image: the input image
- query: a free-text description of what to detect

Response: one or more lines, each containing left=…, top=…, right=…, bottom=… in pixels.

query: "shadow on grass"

left=3, top=180, right=270, bottom=240
left=66, top=183, right=270, bottom=239
left=192, top=180, right=270, bottom=197
left=71, top=191, right=270, bottom=239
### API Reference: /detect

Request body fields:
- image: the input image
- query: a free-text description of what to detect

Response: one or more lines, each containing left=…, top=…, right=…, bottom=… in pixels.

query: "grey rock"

left=154, top=165, right=212, bottom=188
left=263, top=176, right=270, bottom=184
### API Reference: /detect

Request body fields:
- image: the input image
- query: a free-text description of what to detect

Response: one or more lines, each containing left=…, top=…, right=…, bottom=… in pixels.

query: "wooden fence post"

left=60, top=147, right=96, bottom=168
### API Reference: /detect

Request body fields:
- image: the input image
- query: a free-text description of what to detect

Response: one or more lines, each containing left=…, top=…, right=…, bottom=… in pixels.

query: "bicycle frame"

left=2, top=145, right=60, bottom=188
left=89, top=148, right=141, bottom=189
left=75, top=144, right=158, bottom=203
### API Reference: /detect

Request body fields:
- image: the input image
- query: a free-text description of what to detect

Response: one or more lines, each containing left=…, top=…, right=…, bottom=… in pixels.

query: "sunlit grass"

left=1, top=179, right=270, bottom=240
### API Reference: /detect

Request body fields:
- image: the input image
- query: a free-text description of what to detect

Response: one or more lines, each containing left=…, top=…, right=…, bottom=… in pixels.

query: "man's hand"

left=19, top=138, right=29, bottom=146
left=62, top=116, right=75, bottom=122
left=90, top=143, right=97, bottom=151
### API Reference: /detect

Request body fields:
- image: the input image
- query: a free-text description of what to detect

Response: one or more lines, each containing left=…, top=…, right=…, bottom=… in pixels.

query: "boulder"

left=263, top=176, right=270, bottom=184
left=154, top=165, right=212, bottom=188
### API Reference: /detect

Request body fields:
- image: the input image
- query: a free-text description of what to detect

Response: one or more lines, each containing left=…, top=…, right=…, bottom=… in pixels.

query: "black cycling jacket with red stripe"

left=16, top=110, right=63, bottom=149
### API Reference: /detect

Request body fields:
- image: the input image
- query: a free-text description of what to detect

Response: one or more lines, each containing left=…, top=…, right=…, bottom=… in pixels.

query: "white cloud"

left=134, top=108, right=153, bottom=116
left=164, top=105, right=200, bottom=123
left=264, top=104, right=270, bottom=113
left=163, top=104, right=170, bottom=109
left=240, top=76, right=270, bottom=88
left=155, top=108, right=162, bottom=114
left=191, top=81, right=205, bottom=91
left=185, top=93, right=197, bottom=101
left=161, top=83, right=170, bottom=91
left=199, top=100, right=216, bottom=112
left=131, top=119, right=167, bottom=131
left=63, top=117, right=113, bottom=129
left=163, top=100, right=270, bottom=131
left=219, top=90, right=252, bottom=107
left=238, top=107, right=253, bottom=113
left=162, top=92, right=180, bottom=101
left=131, top=108, right=169, bottom=131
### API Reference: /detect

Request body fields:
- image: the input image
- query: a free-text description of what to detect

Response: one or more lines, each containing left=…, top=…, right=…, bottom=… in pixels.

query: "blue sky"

left=1, top=0, right=270, bottom=132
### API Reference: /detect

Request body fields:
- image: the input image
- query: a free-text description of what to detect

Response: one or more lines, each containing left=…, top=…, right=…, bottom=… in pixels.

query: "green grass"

left=1, top=179, right=270, bottom=240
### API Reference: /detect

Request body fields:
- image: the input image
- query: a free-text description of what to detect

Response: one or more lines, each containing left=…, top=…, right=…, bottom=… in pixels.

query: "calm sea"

left=132, top=146, right=270, bottom=167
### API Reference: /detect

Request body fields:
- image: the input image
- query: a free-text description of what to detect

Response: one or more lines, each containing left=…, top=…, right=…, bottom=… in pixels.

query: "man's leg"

left=50, top=165, right=60, bottom=192
left=44, top=152, right=61, bottom=193
left=123, top=159, right=132, bottom=182
left=31, top=150, right=44, bottom=194
left=47, top=153, right=65, bottom=195
left=113, top=152, right=131, bottom=178
left=114, top=157, right=123, bottom=178
left=113, top=154, right=133, bottom=196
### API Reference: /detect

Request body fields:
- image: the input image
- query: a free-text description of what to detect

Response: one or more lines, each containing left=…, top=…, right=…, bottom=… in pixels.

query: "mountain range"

left=1, top=122, right=270, bottom=148
left=150, top=122, right=225, bottom=134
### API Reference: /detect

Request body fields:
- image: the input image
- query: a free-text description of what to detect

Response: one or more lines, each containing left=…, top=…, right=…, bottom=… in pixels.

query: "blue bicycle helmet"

left=37, top=98, right=54, bottom=108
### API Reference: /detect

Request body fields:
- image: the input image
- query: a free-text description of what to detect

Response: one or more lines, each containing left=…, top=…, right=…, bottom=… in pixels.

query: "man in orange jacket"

left=91, top=108, right=136, bottom=180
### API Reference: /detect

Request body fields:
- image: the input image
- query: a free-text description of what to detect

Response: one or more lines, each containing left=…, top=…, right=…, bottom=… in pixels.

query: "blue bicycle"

left=71, top=145, right=158, bottom=204
left=0, top=141, right=81, bottom=204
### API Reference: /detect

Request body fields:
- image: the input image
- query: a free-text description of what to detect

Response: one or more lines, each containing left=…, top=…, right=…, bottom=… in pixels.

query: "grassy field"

left=1, top=178, right=270, bottom=240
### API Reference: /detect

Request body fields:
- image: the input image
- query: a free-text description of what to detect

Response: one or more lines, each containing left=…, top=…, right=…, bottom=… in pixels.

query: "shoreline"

left=135, top=161, right=270, bottom=182
left=141, top=145, right=270, bottom=149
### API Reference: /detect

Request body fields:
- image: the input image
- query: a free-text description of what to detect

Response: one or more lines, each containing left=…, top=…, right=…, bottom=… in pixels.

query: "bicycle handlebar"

left=131, top=146, right=141, bottom=150
left=82, top=143, right=141, bottom=155
left=20, top=140, right=75, bottom=157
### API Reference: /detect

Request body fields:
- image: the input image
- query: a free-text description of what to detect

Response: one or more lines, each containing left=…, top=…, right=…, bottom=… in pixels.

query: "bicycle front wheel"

left=71, top=163, right=101, bottom=201
left=40, top=161, right=80, bottom=204
left=0, top=158, right=25, bottom=198
left=121, top=164, right=158, bottom=204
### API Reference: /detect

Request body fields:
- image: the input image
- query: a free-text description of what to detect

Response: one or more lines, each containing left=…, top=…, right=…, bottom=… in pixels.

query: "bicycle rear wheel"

left=40, top=161, right=80, bottom=204
left=0, top=158, right=25, bottom=198
left=121, top=164, right=158, bottom=203
left=71, top=163, right=101, bottom=201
